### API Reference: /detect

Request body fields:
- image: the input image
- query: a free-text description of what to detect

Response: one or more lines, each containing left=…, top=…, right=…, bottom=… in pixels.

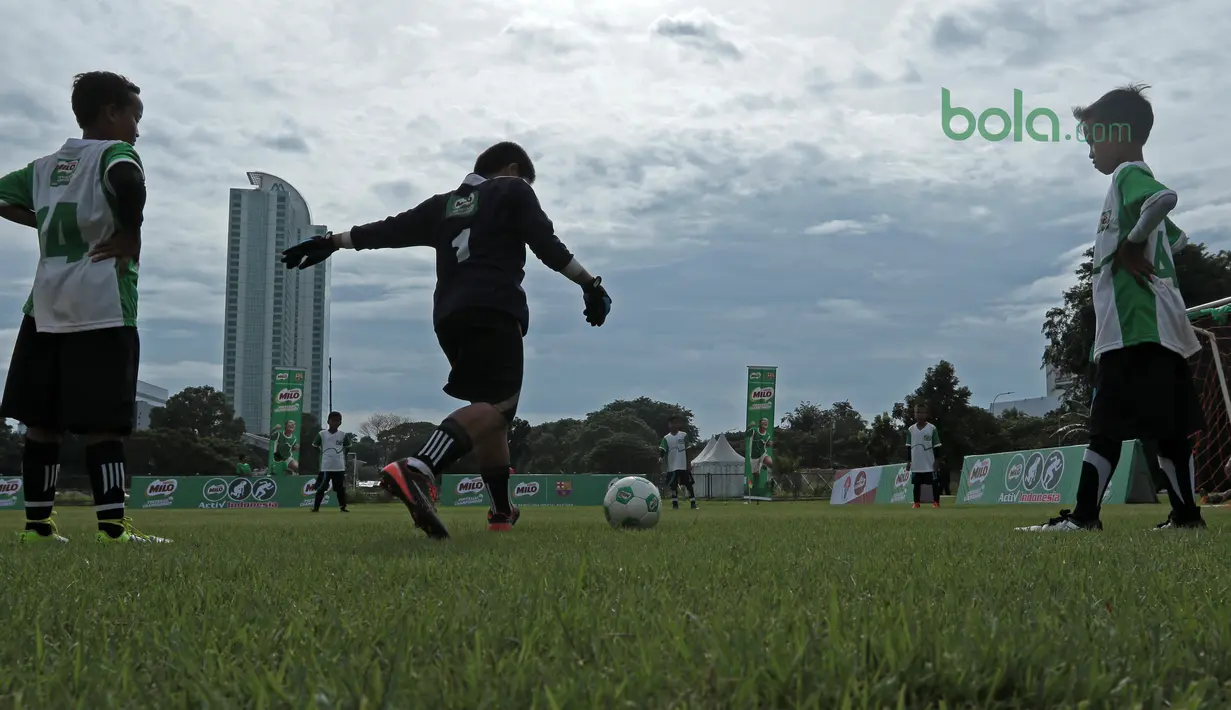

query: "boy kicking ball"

left=1019, top=83, right=1205, bottom=532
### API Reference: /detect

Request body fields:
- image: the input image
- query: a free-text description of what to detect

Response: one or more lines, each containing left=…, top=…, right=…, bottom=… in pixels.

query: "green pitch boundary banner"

left=438, top=474, right=622, bottom=507
left=129, top=476, right=337, bottom=510
left=0, top=476, right=24, bottom=509
left=956, top=440, right=1158, bottom=506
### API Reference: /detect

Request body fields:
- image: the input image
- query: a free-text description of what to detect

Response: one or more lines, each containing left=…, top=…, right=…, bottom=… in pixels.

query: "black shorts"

left=667, top=469, right=694, bottom=487
left=0, top=315, right=139, bottom=435
left=1090, top=343, right=1204, bottom=441
left=315, top=471, right=345, bottom=491
left=911, top=470, right=936, bottom=486
left=435, top=307, right=523, bottom=411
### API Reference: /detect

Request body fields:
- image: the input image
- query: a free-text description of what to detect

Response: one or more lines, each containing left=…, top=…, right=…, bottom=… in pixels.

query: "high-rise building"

left=223, top=172, right=330, bottom=433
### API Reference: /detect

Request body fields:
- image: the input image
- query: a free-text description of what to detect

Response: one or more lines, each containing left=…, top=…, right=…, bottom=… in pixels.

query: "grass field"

left=3, top=501, right=1230, bottom=709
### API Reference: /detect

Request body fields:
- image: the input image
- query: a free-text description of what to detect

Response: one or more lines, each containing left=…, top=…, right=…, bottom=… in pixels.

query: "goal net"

left=1187, top=297, right=1231, bottom=496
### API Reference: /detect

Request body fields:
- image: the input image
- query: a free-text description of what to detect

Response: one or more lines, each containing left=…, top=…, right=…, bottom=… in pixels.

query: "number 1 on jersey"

left=452, top=228, right=471, bottom=262
left=36, top=203, right=88, bottom=263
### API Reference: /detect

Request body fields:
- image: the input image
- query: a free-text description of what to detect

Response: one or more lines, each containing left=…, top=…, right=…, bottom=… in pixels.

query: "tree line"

left=3, top=239, right=1228, bottom=482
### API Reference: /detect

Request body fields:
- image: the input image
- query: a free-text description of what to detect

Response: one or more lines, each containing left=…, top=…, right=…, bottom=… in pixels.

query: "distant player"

left=0, top=71, right=168, bottom=543
left=269, top=419, right=299, bottom=474
left=660, top=416, right=697, bottom=510
left=904, top=404, right=941, bottom=509
left=311, top=411, right=355, bottom=513
left=236, top=453, right=252, bottom=477
left=1019, top=84, right=1205, bottom=532
left=281, top=142, right=611, bottom=537
left=745, top=418, right=773, bottom=494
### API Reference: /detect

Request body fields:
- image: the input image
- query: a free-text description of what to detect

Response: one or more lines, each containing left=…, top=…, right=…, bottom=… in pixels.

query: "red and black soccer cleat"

left=487, top=504, right=521, bottom=532
left=380, top=460, right=449, bottom=539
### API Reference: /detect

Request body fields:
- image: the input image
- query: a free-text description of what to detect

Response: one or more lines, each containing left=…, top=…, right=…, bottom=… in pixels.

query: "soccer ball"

left=603, top=476, right=661, bottom=530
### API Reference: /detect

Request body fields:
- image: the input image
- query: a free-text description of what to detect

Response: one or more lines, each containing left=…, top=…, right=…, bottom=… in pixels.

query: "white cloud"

left=0, top=0, right=1228, bottom=436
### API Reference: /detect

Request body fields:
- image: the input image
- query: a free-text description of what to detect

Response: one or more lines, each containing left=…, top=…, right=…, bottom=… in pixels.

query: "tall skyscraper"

left=223, top=172, right=330, bottom=433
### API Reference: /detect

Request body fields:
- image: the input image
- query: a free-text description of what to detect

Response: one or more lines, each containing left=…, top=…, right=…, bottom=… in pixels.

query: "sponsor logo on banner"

left=1022, top=452, right=1044, bottom=491
left=842, top=475, right=852, bottom=501
left=1041, top=450, right=1065, bottom=490
left=143, top=479, right=178, bottom=508
left=513, top=481, right=540, bottom=498
left=302, top=479, right=318, bottom=496
left=276, top=372, right=289, bottom=381
left=0, top=477, right=22, bottom=507
left=229, top=479, right=252, bottom=501
left=999, top=451, right=1059, bottom=503
left=964, top=457, right=993, bottom=502
left=853, top=470, right=868, bottom=497
left=252, top=478, right=277, bottom=502
left=276, top=388, right=303, bottom=404
left=456, top=476, right=486, bottom=505
left=749, top=371, right=761, bottom=380
left=203, top=478, right=228, bottom=502
left=556, top=480, right=572, bottom=497
left=890, top=466, right=910, bottom=502
left=750, top=387, right=774, bottom=403
left=1004, top=453, right=1026, bottom=491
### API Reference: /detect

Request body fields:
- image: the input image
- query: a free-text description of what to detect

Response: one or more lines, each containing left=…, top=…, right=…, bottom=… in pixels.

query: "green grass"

left=3, top=501, right=1230, bottom=709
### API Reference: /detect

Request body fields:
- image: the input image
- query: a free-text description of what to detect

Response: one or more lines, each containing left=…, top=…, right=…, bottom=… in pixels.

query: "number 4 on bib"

left=36, top=203, right=88, bottom=263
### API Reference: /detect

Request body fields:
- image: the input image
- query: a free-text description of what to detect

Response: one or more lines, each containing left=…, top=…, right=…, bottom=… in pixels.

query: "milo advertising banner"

left=0, top=476, right=24, bottom=509
left=871, top=462, right=931, bottom=504
left=130, top=475, right=332, bottom=509
left=437, top=474, right=623, bottom=507
left=744, top=366, right=777, bottom=501
left=830, top=466, right=885, bottom=505
left=956, top=440, right=1158, bottom=505
left=268, top=367, right=306, bottom=475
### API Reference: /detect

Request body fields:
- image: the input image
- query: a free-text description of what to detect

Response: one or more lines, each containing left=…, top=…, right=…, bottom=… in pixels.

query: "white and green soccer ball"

left=603, top=476, right=661, bottom=530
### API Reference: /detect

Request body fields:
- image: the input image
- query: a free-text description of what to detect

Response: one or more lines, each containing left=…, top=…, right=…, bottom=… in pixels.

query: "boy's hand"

left=1112, top=240, right=1154, bottom=287
left=89, top=228, right=141, bottom=264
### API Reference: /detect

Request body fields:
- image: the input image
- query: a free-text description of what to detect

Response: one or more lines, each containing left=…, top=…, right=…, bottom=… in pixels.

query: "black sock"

left=333, top=472, right=348, bottom=508
left=685, top=484, right=696, bottom=500
left=671, top=485, right=679, bottom=502
left=913, top=483, right=922, bottom=504
left=930, top=482, right=940, bottom=503
left=1158, top=438, right=1200, bottom=519
left=1073, top=436, right=1121, bottom=522
left=87, top=440, right=127, bottom=537
left=480, top=466, right=511, bottom=514
left=22, top=439, right=60, bottom=531
left=408, top=418, right=473, bottom=478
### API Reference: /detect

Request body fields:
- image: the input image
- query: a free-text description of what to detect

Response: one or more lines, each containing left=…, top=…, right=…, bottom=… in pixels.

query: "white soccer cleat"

left=1015, top=509, right=1103, bottom=532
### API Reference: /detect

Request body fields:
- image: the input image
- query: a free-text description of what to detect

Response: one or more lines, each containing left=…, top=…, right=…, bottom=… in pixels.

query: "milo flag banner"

left=744, top=366, right=778, bottom=501
left=268, top=367, right=306, bottom=474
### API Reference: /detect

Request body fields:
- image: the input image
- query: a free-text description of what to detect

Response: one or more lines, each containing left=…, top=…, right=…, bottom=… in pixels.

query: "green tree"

left=1043, top=243, right=1231, bottom=405
left=865, top=413, right=900, bottom=465
left=891, top=360, right=994, bottom=478
left=592, top=398, right=700, bottom=441
left=150, top=386, right=244, bottom=440
left=0, top=420, right=22, bottom=474
left=776, top=400, right=870, bottom=468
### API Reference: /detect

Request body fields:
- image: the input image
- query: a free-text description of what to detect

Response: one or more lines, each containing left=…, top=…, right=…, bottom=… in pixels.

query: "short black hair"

left=71, top=71, right=140, bottom=129
left=669, top=415, right=682, bottom=423
left=1072, top=83, right=1153, bottom=145
left=328, top=411, right=342, bottom=419
left=473, top=141, right=536, bottom=184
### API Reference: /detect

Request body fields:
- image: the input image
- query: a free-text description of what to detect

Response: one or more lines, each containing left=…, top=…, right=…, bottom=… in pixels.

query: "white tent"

left=691, top=435, right=746, bottom=499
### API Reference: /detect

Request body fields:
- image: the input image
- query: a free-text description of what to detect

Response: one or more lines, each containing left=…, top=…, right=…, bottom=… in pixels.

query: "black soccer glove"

left=582, top=277, right=611, bottom=327
left=281, top=233, right=338, bottom=270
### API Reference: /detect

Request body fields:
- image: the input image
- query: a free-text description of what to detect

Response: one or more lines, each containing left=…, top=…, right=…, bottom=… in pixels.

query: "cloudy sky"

left=1, top=0, right=1228, bottom=437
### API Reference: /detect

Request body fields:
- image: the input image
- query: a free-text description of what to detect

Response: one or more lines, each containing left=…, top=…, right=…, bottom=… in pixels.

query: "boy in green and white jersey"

left=1019, top=84, right=1205, bottom=533
left=659, top=415, right=696, bottom=510
left=0, top=72, right=168, bottom=544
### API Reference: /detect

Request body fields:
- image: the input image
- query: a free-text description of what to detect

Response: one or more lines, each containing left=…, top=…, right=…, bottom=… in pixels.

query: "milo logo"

left=1004, top=453, right=1026, bottom=491
left=853, top=470, right=867, bottom=496
left=456, top=477, right=485, bottom=494
left=750, top=387, right=774, bottom=402
left=0, top=477, right=21, bottom=507
left=1022, top=452, right=1045, bottom=491
left=646, top=493, right=660, bottom=513
left=513, top=481, right=539, bottom=497
left=1041, top=450, right=1065, bottom=491
left=894, top=467, right=910, bottom=488
left=276, top=372, right=289, bottom=381
left=967, top=458, right=992, bottom=486
left=615, top=486, right=634, bottom=504
left=302, top=479, right=319, bottom=496
left=276, top=388, right=302, bottom=403
left=146, top=479, right=178, bottom=497
left=203, top=478, right=228, bottom=502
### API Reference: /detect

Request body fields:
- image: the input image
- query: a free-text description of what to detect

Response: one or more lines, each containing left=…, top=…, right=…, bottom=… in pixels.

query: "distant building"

left=987, top=364, right=1068, bottom=418
left=222, top=172, right=330, bottom=432
left=134, top=380, right=169, bottom=430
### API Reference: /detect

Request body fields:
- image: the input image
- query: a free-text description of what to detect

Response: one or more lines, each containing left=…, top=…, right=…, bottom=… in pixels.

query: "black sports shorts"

left=910, top=470, right=936, bottom=486
left=667, top=469, right=694, bottom=487
left=435, top=307, right=524, bottom=412
left=0, top=315, right=139, bottom=435
left=1089, top=342, right=1203, bottom=442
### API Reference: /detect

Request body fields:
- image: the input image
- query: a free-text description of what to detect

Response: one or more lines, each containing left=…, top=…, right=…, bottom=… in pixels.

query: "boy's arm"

left=508, top=178, right=597, bottom=287
left=1116, top=166, right=1178, bottom=245
left=334, top=193, right=448, bottom=250
left=312, top=432, right=322, bottom=450
left=658, top=437, right=668, bottom=460
left=0, top=163, right=35, bottom=228
left=102, top=143, right=145, bottom=232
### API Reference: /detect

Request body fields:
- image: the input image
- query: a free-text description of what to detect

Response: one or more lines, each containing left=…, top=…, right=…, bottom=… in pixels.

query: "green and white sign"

left=437, top=474, right=621, bottom=507
left=268, top=367, right=306, bottom=474
left=131, top=476, right=329, bottom=509
left=956, top=440, right=1157, bottom=506
left=0, top=476, right=24, bottom=509
left=744, top=366, right=778, bottom=501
